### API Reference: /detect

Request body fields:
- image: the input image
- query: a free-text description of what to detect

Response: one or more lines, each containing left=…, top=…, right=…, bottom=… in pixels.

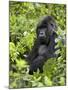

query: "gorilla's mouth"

left=39, top=36, right=50, bottom=45
left=39, top=38, right=47, bottom=44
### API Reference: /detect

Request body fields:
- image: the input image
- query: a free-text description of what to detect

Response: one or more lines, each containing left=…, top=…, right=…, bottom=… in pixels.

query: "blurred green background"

left=9, top=1, right=66, bottom=88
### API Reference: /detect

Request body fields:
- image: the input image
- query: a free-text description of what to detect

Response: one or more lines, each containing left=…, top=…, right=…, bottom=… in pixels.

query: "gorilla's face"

left=37, top=28, right=49, bottom=44
left=38, top=28, right=47, bottom=39
left=36, top=16, right=57, bottom=43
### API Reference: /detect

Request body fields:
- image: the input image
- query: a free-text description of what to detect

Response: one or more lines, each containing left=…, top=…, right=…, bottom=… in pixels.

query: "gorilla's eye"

left=50, top=23, right=54, bottom=27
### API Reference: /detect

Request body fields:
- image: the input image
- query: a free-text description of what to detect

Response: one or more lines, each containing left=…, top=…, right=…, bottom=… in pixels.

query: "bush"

left=9, top=1, right=66, bottom=88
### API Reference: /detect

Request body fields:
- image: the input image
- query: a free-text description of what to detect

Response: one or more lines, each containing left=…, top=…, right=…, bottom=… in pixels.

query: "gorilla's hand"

left=29, top=56, right=44, bottom=75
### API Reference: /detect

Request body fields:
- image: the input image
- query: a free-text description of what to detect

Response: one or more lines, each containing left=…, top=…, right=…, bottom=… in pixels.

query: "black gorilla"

left=24, top=16, right=57, bottom=75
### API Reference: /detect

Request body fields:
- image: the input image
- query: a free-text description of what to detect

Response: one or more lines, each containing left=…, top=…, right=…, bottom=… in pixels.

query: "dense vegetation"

left=9, top=1, right=66, bottom=88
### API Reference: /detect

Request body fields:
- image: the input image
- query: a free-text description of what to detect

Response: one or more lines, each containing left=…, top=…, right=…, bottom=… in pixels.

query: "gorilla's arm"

left=48, top=32, right=58, bottom=57
left=27, top=40, right=38, bottom=63
left=29, top=45, right=52, bottom=75
left=29, top=55, right=45, bottom=74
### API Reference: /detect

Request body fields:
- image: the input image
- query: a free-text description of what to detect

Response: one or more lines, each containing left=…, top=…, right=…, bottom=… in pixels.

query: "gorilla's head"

left=36, top=16, right=57, bottom=44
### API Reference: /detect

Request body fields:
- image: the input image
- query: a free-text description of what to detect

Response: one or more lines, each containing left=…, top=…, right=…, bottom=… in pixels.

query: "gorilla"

left=24, top=16, right=57, bottom=75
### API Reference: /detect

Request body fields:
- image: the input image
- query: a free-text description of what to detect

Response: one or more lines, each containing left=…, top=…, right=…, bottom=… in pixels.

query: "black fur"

left=25, top=16, right=57, bottom=75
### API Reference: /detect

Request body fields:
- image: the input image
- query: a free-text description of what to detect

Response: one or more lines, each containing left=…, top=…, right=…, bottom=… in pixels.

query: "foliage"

left=9, top=1, right=66, bottom=88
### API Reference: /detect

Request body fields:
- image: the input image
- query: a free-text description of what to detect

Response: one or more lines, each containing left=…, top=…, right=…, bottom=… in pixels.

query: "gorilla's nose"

left=39, top=32, right=46, bottom=38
